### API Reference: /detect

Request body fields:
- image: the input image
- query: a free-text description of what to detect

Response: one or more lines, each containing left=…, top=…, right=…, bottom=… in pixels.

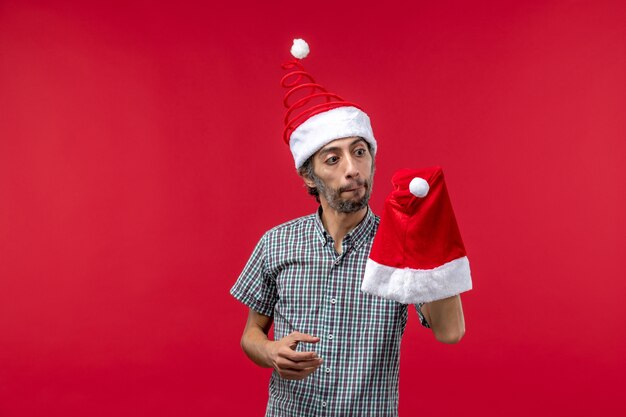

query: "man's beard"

left=312, top=174, right=374, bottom=213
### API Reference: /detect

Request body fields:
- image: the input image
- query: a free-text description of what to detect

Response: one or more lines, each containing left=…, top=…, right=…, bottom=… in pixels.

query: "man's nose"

left=344, top=155, right=359, bottom=178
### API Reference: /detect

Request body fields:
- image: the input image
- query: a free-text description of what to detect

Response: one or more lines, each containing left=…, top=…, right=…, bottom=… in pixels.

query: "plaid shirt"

left=230, top=208, right=430, bottom=417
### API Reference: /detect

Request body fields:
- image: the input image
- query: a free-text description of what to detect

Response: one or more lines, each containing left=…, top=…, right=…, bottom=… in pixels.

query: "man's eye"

left=326, top=156, right=339, bottom=164
left=355, top=148, right=366, bottom=156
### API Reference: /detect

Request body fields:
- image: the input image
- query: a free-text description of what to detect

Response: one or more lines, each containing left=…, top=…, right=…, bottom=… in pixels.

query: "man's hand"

left=240, top=310, right=323, bottom=380
left=265, top=332, right=323, bottom=380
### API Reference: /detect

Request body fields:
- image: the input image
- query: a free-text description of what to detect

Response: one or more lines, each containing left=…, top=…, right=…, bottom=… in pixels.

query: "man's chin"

left=332, top=196, right=370, bottom=213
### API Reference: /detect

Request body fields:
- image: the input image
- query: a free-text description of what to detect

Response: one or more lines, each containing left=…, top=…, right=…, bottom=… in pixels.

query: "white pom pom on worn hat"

left=290, top=39, right=310, bottom=59
left=409, top=177, right=429, bottom=197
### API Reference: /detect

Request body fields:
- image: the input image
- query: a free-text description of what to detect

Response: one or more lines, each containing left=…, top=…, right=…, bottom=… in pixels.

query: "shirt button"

left=325, top=367, right=331, bottom=373
left=334, top=258, right=341, bottom=265
left=330, top=298, right=337, bottom=304
left=321, top=401, right=327, bottom=407
left=328, top=334, right=334, bottom=340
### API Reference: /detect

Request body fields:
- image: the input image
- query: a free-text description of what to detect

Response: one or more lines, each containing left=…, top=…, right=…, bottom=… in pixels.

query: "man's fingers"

left=285, top=332, right=320, bottom=354
left=278, top=365, right=320, bottom=380
left=280, top=346, right=321, bottom=362
left=276, top=356, right=323, bottom=370
left=289, top=332, right=321, bottom=344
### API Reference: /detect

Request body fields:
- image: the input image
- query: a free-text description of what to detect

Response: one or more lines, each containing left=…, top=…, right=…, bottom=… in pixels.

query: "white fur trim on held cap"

left=361, top=256, right=473, bottom=304
left=290, top=106, right=377, bottom=169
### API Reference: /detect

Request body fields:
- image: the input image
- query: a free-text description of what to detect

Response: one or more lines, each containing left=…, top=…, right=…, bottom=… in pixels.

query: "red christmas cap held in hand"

left=361, top=166, right=472, bottom=304
left=281, top=39, right=377, bottom=168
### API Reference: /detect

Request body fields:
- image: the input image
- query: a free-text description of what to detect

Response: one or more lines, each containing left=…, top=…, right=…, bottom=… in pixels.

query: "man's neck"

left=318, top=202, right=368, bottom=254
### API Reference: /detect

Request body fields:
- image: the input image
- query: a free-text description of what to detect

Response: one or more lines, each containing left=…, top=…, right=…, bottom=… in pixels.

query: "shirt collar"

left=313, top=206, right=376, bottom=249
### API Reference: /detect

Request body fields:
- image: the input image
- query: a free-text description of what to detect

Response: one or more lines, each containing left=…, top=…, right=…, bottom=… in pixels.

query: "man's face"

left=305, top=136, right=375, bottom=213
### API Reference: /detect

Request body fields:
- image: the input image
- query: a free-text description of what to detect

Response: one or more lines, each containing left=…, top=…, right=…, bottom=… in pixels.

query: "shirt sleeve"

left=415, top=303, right=431, bottom=328
left=230, top=234, right=278, bottom=317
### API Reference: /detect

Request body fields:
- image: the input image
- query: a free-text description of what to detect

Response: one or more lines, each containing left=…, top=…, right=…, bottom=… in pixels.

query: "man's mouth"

left=341, top=183, right=366, bottom=193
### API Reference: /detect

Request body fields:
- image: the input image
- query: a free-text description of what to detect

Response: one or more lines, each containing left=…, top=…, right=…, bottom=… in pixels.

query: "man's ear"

left=301, top=173, right=316, bottom=188
left=298, top=161, right=317, bottom=188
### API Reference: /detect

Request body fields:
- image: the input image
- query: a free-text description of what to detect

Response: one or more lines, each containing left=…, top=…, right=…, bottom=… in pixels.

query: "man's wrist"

left=261, top=339, right=276, bottom=369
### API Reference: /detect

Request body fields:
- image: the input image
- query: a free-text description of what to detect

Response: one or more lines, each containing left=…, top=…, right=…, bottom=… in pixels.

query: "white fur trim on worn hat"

left=289, top=106, right=377, bottom=169
left=361, top=256, right=472, bottom=304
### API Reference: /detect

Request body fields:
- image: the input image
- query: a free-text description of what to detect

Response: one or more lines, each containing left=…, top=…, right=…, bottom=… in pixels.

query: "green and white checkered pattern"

left=231, top=208, right=430, bottom=417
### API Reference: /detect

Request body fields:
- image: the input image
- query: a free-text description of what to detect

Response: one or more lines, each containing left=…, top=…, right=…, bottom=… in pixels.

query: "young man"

left=230, top=39, right=466, bottom=416
left=231, top=136, right=466, bottom=415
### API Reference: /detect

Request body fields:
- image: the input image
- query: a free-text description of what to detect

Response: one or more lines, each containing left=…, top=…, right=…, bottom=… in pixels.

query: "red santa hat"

left=281, top=39, right=377, bottom=169
left=361, top=166, right=473, bottom=304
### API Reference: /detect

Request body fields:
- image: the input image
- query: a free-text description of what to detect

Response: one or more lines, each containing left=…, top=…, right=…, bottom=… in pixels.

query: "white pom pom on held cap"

left=409, top=177, right=429, bottom=198
left=291, top=39, right=310, bottom=59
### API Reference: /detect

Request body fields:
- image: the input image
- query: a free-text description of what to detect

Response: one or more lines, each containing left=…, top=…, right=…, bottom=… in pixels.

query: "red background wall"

left=1, top=1, right=625, bottom=416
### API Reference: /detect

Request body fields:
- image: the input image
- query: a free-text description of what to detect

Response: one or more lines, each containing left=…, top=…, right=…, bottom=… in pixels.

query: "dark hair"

left=298, top=156, right=321, bottom=202
left=297, top=139, right=374, bottom=203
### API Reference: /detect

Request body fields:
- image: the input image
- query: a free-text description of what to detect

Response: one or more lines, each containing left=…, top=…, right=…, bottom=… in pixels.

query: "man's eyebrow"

left=318, top=146, right=340, bottom=158
left=318, top=139, right=367, bottom=158
left=349, top=138, right=366, bottom=147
